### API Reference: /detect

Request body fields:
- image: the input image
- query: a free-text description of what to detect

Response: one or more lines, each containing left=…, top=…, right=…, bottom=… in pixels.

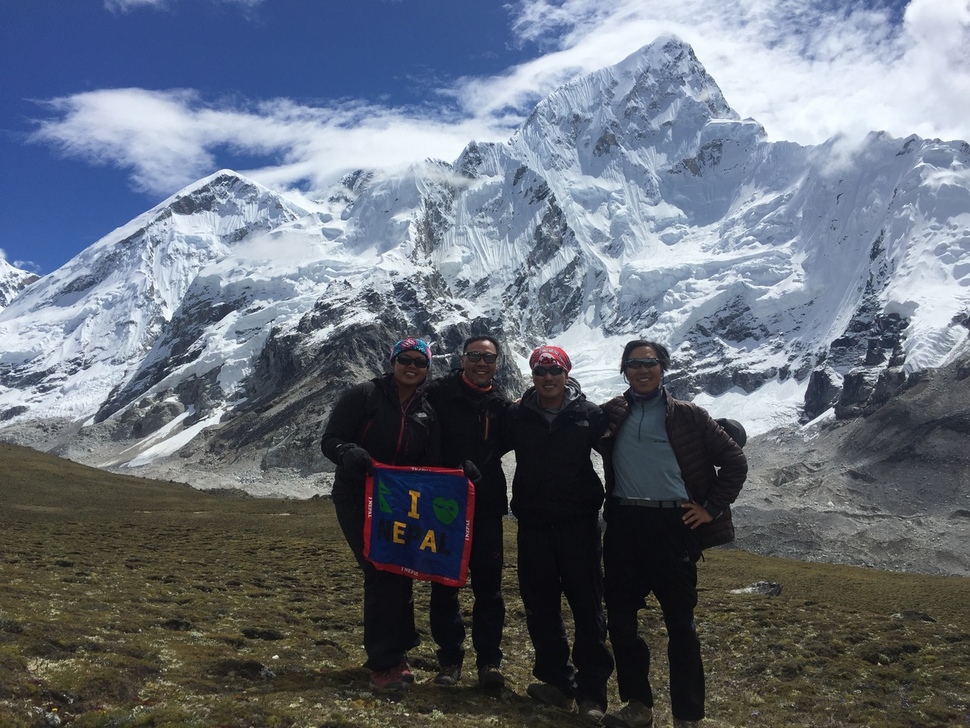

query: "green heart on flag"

left=432, top=497, right=460, bottom=525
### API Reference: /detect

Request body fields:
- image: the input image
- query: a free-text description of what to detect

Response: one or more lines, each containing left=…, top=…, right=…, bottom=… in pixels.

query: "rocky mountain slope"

left=737, top=348, right=970, bottom=576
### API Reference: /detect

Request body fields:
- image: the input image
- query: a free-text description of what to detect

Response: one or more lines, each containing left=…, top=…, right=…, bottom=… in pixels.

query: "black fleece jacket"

left=424, top=370, right=511, bottom=520
left=505, top=379, right=607, bottom=527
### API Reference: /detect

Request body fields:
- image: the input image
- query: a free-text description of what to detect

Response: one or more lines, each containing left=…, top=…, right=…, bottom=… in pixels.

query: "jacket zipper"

left=394, top=394, right=416, bottom=464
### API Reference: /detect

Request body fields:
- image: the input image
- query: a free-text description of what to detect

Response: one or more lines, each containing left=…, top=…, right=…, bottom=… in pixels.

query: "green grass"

left=1, top=442, right=969, bottom=727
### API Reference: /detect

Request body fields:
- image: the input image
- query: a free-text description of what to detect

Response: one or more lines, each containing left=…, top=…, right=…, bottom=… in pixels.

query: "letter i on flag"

left=363, top=462, right=475, bottom=587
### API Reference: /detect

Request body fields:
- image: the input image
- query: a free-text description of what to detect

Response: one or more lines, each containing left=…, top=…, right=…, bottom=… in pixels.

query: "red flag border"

left=363, top=462, right=475, bottom=587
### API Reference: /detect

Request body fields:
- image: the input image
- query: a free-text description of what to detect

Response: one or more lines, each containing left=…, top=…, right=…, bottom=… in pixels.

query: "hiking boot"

left=477, top=664, right=505, bottom=690
left=433, top=664, right=462, bottom=686
left=397, top=656, right=414, bottom=683
left=603, top=699, right=653, bottom=728
left=527, top=682, right=576, bottom=711
left=579, top=700, right=606, bottom=724
left=369, top=666, right=409, bottom=691
left=672, top=720, right=701, bottom=728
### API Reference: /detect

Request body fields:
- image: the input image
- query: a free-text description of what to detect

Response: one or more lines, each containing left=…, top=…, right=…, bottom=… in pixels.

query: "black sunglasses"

left=395, top=354, right=429, bottom=368
left=532, top=365, right=566, bottom=377
left=463, top=351, right=498, bottom=363
left=625, top=358, right=661, bottom=369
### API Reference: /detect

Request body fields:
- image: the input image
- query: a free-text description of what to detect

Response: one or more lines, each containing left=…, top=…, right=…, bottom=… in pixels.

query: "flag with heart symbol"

left=363, top=462, right=475, bottom=586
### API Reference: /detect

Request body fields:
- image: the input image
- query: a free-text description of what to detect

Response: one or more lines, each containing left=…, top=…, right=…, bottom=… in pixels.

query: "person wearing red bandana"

left=504, top=344, right=614, bottom=724
left=424, top=335, right=511, bottom=690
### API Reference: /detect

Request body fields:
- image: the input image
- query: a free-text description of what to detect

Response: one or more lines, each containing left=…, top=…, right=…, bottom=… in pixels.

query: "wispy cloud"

left=104, top=0, right=262, bottom=12
left=29, top=89, right=506, bottom=197
left=31, top=0, right=970, bottom=202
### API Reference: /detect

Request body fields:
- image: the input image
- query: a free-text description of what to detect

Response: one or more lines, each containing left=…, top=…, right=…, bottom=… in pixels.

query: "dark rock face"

left=811, top=310, right=910, bottom=422
left=835, top=366, right=909, bottom=419
left=804, top=365, right=842, bottom=421
left=804, top=224, right=913, bottom=422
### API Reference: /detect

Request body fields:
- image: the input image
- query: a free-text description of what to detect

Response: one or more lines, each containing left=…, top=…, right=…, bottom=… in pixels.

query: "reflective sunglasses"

left=625, top=358, right=661, bottom=370
left=532, top=365, right=566, bottom=377
left=463, top=351, right=498, bottom=363
left=395, top=354, right=429, bottom=368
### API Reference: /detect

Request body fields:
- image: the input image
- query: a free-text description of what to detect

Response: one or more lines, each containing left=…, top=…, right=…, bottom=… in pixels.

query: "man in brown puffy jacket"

left=597, top=340, right=747, bottom=728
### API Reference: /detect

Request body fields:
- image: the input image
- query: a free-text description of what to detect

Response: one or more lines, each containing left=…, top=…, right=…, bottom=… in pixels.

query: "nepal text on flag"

left=363, top=462, right=475, bottom=587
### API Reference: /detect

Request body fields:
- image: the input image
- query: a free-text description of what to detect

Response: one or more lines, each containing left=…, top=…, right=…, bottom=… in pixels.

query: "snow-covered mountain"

left=1, top=36, right=969, bottom=573
left=0, top=172, right=309, bottom=422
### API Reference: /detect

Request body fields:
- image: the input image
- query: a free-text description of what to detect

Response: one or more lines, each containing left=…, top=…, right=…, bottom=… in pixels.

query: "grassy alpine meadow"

left=1, top=441, right=969, bottom=727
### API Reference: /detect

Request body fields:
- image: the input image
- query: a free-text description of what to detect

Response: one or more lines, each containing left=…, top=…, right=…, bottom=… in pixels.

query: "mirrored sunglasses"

left=395, top=354, right=429, bottom=368
left=463, top=351, right=498, bottom=363
left=625, top=358, right=661, bottom=369
left=532, top=365, right=566, bottom=377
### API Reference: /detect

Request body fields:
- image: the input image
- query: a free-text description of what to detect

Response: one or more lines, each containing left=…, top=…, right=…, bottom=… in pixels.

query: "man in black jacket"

left=424, top=335, right=510, bottom=689
left=505, top=345, right=614, bottom=724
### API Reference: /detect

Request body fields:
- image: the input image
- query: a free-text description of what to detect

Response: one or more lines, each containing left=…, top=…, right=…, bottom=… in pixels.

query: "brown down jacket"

left=598, top=388, right=748, bottom=548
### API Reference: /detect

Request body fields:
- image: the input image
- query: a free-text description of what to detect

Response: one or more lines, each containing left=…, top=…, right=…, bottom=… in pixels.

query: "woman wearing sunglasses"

left=321, top=337, right=441, bottom=692
left=504, top=345, right=615, bottom=724
left=596, top=340, right=747, bottom=728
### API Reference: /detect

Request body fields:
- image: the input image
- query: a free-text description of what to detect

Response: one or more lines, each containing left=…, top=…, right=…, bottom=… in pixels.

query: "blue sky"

left=2, top=0, right=969, bottom=275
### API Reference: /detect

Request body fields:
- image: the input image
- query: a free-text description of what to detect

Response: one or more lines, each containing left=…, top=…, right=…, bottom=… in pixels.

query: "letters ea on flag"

left=363, top=462, right=475, bottom=587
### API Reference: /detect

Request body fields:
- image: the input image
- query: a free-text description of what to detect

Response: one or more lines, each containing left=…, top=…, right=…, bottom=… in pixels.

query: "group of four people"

left=320, top=334, right=747, bottom=728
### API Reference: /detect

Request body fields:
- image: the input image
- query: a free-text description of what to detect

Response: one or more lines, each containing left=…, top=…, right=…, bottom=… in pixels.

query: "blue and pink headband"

left=390, top=337, right=432, bottom=362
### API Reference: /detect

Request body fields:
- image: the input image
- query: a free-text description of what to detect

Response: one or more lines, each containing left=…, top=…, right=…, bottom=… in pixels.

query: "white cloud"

left=29, top=89, right=508, bottom=197
left=31, top=0, right=970, bottom=204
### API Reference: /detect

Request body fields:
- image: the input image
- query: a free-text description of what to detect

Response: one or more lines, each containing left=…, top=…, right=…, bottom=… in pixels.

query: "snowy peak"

left=0, top=256, right=38, bottom=310
left=495, top=36, right=766, bottom=269
left=157, top=169, right=309, bottom=230
left=3, top=170, right=307, bottom=317
left=511, top=36, right=742, bottom=175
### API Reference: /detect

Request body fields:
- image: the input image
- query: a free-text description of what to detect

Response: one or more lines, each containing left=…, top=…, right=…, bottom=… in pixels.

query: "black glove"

left=341, top=446, right=373, bottom=475
left=462, top=460, right=483, bottom=486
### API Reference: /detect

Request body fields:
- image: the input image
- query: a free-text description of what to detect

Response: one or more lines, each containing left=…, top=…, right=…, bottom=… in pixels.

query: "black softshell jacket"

left=505, top=380, right=607, bottom=527
left=321, top=374, right=441, bottom=504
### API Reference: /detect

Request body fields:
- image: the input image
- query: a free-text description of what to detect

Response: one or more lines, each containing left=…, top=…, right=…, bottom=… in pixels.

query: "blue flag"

left=363, top=463, right=475, bottom=587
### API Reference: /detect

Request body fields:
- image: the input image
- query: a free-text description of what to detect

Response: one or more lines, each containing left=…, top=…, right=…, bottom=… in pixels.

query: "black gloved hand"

left=341, top=446, right=374, bottom=475
left=462, top=460, right=483, bottom=486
